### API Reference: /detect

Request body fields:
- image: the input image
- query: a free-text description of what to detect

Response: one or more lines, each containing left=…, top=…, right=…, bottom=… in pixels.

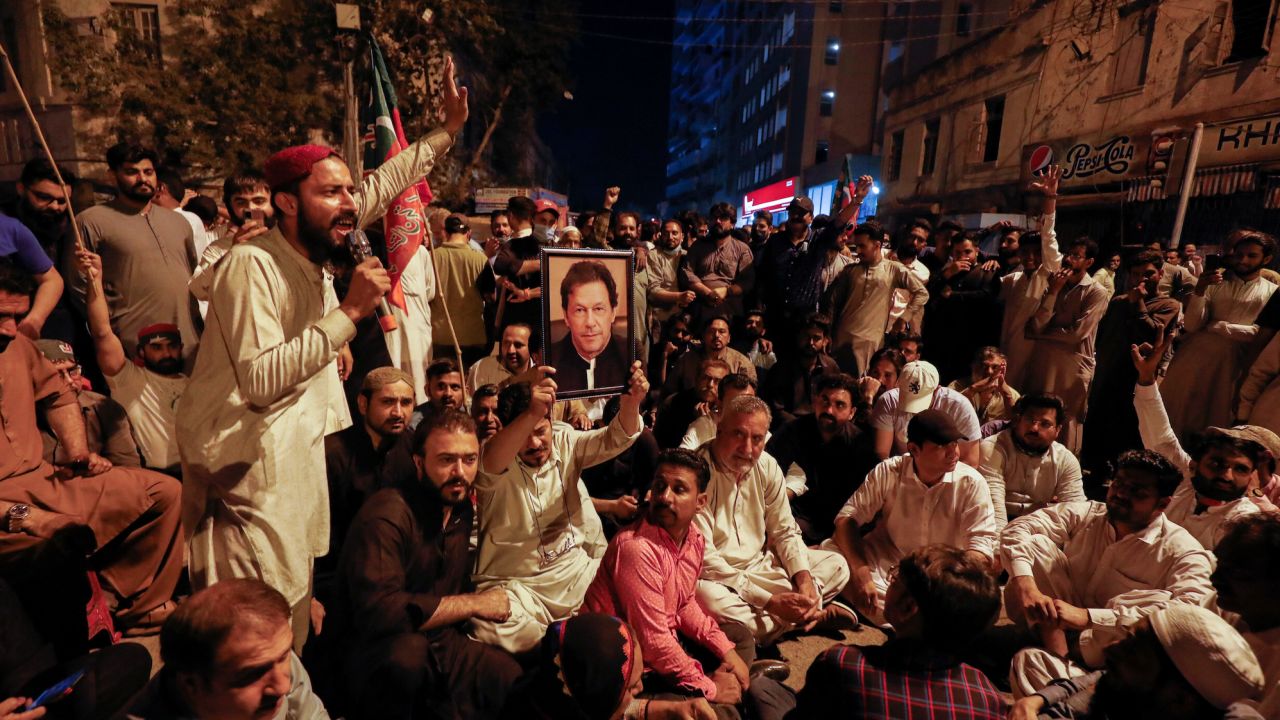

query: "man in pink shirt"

left=584, top=448, right=753, bottom=709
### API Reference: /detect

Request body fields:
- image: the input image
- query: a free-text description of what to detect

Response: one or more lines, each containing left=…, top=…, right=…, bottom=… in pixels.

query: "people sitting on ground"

left=583, top=449, right=756, bottom=713
left=693, top=395, right=854, bottom=646
left=857, top=347, right=905, bottom=418
left=125, top=579, right=331, bottom=719
left=947, top=346, right=1021, bottom=426
left=0, top=262, right=182, bottom=636
left=1212, top=513, right=1280, bottom=716
left=761, top=313, right=839, bottom=423
left=869, top=360, right=982, bottom=467
left=1131, top=334, right=1266, bottom=549
left=769, top=373, right=879, bottom=545
left=335, top=409, right=520, bottom=719
left=786, top=545, right=1008, bottom=719
left=34, top=338, right=142, bottom=467
left=78, top=249, right=188, bottom=474
left=470, top=383, right=503, bottom=443
left=979, top=394, right=1086, bottom=530
left=832, top=410, right=997, bottom=626
left=655, top=358, right=729, bottom=450
left=679, top=372, right=758, bottom=451
left=1001, top=449, right=1216, bottom=698
left=1011, top=605, right=1266, bottom=720
left=467, top=323, right=535, bottom=389
left=665, top=315, right=756, bottom=394
left=471, top=365, right=646, bottom=654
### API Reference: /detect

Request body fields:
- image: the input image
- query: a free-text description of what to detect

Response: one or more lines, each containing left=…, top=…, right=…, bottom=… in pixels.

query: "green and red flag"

left=831, top=153, right=855, bottom=216
left=362, top=37, right=432, bottom=313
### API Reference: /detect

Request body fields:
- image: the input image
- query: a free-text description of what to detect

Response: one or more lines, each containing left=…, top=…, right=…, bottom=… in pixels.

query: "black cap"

left=444, top=214, right=469, bottom=235
left=907, top=409, right=963, bottom=446
left=787, top=196, right=814, bottom=217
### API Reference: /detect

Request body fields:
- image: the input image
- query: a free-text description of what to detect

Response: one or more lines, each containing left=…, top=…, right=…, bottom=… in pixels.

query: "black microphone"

left=343, top=228, right=398, bottom=333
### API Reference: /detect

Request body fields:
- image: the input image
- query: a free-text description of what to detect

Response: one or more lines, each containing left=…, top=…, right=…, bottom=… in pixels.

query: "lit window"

left=825, top=37, right=840, bottom=65
left=820, top=90, right=835, bottom=117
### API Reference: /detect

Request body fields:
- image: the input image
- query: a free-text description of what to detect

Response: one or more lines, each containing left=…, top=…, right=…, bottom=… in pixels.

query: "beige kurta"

left=646, top=245, right=686, bottom=330
left=384, top=245, right=436, bottom=404
left=979, top=431, right=1085, bottom=530
left=1161, top=275, right=1277, bottom=438
left=177, top=230, right=356, bottom=606
left=472, top=413, right=640, bottom=653
left=1000, top=213, right=1062, bottom=390
left=1023, top=273, right=1110, bottom=425
left=693, top=446, right=849, bottom=641
left=1239, top=331, right=1280, bottom=435
left=827, top=257, right=928, bottom=374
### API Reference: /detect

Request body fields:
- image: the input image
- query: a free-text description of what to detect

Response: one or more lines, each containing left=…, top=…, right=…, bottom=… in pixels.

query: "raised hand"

left=441, top=55, right=470, bottom=137
left=855, top=174, right=874, bottom=200
left=604, top=186, right=621, bottom=209
left=1028, top=164, right=1062, bottom=196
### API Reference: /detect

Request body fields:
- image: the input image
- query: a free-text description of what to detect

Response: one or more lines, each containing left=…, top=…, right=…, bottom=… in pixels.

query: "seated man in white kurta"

left=1000, top=449, right=1216, bottom=698
left=472, top=365, right=645, bottom=654
left=832, top=409, right=998, bottom=627
left=693, top=394, right=852, bottom=645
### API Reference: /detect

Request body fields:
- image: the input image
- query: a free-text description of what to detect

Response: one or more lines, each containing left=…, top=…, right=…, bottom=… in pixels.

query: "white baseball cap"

left=898, top=361, right=940, bottom=414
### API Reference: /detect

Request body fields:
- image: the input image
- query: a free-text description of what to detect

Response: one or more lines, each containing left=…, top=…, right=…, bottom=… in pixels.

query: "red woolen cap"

left=264, top=145, right=342, bottom=191
left=137, top=323, right=181, bottom=345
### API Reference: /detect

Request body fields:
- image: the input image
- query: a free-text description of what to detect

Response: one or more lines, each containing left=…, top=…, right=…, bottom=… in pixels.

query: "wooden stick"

left=0, top=40, right=85, bottom=251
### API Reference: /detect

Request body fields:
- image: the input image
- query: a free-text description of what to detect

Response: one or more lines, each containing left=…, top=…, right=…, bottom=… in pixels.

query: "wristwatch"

left=6, top=504, right=30, bottom=533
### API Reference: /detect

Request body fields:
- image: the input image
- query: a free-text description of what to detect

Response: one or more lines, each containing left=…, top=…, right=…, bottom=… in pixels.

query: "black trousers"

left=346, top=628, right=522, bottom=720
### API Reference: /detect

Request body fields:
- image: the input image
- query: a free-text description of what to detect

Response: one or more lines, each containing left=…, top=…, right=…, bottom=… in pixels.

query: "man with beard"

left=833, top=410, right=997, bottom=626
left=770, top=373, right=879, bottom=545
left=750, top=210, right=773, bottom=257
left=1001, top=450, right=1215, bottom=698
left=471, top=365, right=646, bottom=653
left=411, top=359, right=465, bottom=428
left=1011, top=606, right=1265, bottom=720
left=646, top=219, right=695, bottom=336
left=924, top=233, right=1001, bottom=383
left=78, top=249, right=187, bottom=475
left=665, top=315, right=756, bottom=394
left=1130, top=335, right=1265, bottom=549
left=979, top=394, right=1085, bottom=530
left=1161, top=230, right=1277, bottom=438
left=1211, top=514, right=1280, bottom=716
left=335, top=409, right=521, bottom=720
left=468, top=323, right=535, bottom=389
left=825, top=221, right=928, bottom=376
left=918, top=219, right=962, bottom=275
left=695, top=395, right=854, bottom=645
left=470, top=384, right=503, bottom=443
left=1000, top=167, right=1063, bottom=390
left=2, top=158, right=75, bottom=342
left=321, top=367, right=417, bottom=596
left=70, top=142, right=200, bottom=368
left=730, top=310, right=777, bottom=383
left=1022, top=238, right=1111, bottom=454
left=549, top=260, right=631, bottom=394
left=177, top=57, right=469, bottom=651
left=1080, top=250, right=1181, bottom=481
left=656, top=358, right=730, bottom=449
left=762, top=313, right=840, bottom=421
left=758, top=178, right=872, bottom=340
left=583, top=449, right=753, bottom=709
left=680, top=203, right=754, bottom=327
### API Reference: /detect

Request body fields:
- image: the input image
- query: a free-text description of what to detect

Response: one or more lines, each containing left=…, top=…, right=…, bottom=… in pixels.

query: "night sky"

left=539, top=0, right=676, bottom=214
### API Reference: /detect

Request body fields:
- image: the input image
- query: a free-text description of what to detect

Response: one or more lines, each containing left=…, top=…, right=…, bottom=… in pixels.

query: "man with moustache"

left=470, top=384, right=503, bottom=443
left=77, top=249, right=188, bottom=475
left=177, top=58, right=469, bottom=650
left=1130, top=335, right=1264, bottom=549
left=188, top=170, right=274, bottom=303
left=549, top=260, right=631, bottom=394
left=1001, top=450, right=1215, bottom=697
left=583, top=449, right=753, bottom=710
left=2, top=158, right=75, bottom=342
left=1022, top=237, right=1111, bottom=454
left=410, top=359, right=466, bottom=428
left=69, top=143, right=201, bottom=367
left=471, top=364, right=647, bottom=653
left=467, top=323, right=535, bottom=389
left=646, top=219, right=695, bottom=335
left=680, top=203, right=754, bottom=326
left=1211, top=514, right=1280, bottom=716
left=979, top=394, right=1086, bottom=531
left=1080, top=249, right=1181, bottom=481
left=335, top=410, right=521, bottom=720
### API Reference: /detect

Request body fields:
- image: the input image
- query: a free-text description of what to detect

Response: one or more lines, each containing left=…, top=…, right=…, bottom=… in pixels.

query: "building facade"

left=880, top=0, right=1280, bottom=245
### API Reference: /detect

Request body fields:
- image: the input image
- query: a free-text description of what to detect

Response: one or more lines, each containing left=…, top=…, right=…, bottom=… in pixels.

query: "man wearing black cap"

left=757, top=177, right=872, bottom=348
left=177, top=57, right=469, bottom=651
left=831, top=409, right=998, bottom=626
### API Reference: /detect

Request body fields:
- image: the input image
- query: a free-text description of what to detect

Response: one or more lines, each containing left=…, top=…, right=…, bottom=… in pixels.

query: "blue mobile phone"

left=29, top=668, right=86, bottom=710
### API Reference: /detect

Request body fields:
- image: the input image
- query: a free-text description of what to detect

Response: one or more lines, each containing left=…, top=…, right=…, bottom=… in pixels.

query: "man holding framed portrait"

left=543, top=249, right=635, bottom=399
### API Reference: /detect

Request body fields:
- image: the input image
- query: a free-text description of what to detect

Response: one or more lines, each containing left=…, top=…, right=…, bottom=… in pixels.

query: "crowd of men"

left=1, top=60, right=1279, bottom=720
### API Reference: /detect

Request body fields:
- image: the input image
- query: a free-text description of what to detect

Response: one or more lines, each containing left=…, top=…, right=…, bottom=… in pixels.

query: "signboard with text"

left=743, top=176, right=798, bottom=215
left=1199, top=114, right=1280, bottom=167
left=1020, top=129, right=1180, bottom=190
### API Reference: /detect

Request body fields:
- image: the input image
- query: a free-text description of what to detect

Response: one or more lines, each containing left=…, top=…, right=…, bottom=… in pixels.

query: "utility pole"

left=336, top=4, right=362, bottom=176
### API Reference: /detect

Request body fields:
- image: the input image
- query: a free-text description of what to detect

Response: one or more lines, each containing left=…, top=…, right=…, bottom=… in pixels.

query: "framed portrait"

left=541, top=247, right=636, bottom=400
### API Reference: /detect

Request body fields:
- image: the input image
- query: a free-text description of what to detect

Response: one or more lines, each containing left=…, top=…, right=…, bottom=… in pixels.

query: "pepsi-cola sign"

left=1028, top=145, right=1054, bottom=177
left=1021, top=131, right=1168, bottom=189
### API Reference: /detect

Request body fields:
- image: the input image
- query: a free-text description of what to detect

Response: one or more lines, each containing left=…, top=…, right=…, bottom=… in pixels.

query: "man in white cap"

left=1130, top=335, right=1264, bottom=549
left=1212, top=514, right=1280, bottom=716
left=1002, top=449, right=1216, bottom=698
left=832, top=409, right=998, bottom=626
left=1012, top=605, right=1266, bottom=718
left=869, top=360, right=982, bottom=467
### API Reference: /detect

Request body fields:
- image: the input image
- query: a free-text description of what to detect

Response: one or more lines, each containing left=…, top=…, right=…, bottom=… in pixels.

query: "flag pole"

left=0, top=40, right=85, bottom=251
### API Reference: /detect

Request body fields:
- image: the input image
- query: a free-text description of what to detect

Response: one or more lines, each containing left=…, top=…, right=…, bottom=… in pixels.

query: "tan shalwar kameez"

left=1000, top=213, right=1061, bottom=391
left=827, top=258, right=928, bottom=375
left=0, top=335, right=183, bottom=626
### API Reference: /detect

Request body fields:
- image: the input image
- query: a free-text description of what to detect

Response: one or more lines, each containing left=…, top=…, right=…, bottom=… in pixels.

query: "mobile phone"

left=1204, top=253, right=1226, bottom=274
left=29, top=668, right=86, bottom=710
left=249, top=208, right=266, bottom=226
